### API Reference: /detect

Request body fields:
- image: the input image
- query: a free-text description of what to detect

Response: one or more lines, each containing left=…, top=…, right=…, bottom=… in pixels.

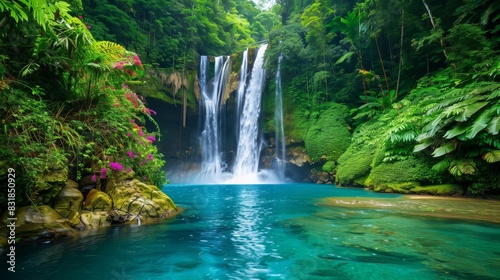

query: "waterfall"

left=233, top=44, right=268, bottom=178
left=274, top=53, right=286, bottom=179
left=235, top=48, right=249, bottom=141
left=196, top=44, right=280, bottom=184
left=199, top=55, right=231, bottom=175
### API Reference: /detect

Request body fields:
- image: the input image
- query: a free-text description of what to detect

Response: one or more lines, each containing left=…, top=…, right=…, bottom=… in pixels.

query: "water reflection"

left=230, top=188, right=269, bottom=278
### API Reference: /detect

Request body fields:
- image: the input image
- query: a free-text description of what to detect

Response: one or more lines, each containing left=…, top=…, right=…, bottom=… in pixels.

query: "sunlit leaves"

left=482, top=150, right=500, bottom=163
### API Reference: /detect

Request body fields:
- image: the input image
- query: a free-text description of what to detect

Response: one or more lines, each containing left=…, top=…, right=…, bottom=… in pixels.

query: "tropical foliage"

left=0, top=0, right=166, bottom=207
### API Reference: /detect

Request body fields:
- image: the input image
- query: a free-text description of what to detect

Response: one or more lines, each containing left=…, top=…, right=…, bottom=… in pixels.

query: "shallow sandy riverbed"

left=320, top=195, right=500, bottom=223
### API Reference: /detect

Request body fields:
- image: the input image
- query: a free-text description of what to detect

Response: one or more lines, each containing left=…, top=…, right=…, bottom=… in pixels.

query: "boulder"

left=83, top=189, right=112, bottom=211
left=9, top=205, right=73, bottom=240
left=109, top=179, right=177, bottom=222
left=80, top=211, right=111, bottom=229
left=35, top=164, right=68, bottom=204
left=53, top=180, right=84, bottom=218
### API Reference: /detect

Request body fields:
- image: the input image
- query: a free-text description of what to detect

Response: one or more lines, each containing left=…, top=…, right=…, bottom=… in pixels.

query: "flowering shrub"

left=1, top=10, right=168, bottom=209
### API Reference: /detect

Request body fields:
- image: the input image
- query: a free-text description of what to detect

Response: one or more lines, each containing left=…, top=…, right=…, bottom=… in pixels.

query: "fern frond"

left=449, top=159, right=477, bottom=176
left=94, top=41, right=127, bottom=61
left=482, top=150, right=500, bottom=163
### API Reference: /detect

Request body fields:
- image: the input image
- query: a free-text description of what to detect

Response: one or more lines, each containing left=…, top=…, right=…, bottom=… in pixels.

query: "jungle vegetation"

left=1, top=0, right=499, bottom=212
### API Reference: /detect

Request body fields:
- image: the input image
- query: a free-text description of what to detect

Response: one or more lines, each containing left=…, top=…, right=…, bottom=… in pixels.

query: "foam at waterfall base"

left=168, top=168, right=283, bottom=185
left=225, top=170, right=282, bottom=185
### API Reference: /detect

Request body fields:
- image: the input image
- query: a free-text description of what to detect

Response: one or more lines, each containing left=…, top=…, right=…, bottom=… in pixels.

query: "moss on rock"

left=109, top=179, right=177, bottom=221
left=53, top=182, right=84, bottom=218
left=304, top=103, right=351, bottom=162
left=367, top=157, right=443, bottom=186
left=83, top=189, right=112, bottom=211
left=336, top=121, right=384, bottom=185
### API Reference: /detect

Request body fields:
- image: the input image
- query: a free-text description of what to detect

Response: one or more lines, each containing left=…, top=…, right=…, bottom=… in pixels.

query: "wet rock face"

left=310, top=169, right=335, bottom=184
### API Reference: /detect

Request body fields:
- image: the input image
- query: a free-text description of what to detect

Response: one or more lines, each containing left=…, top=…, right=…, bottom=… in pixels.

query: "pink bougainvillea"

left=109, top=162, right=124, bottom=171
left=100, top=168, right=108, bottom=179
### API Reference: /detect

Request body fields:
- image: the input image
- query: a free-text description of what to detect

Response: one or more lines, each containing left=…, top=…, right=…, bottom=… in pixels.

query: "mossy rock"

left=67, top=211, right=81, bottom=227
left=368, top=157, right=444, bottom=186
left=336, top=121, right=384, bottom=186
left=336, top=144, right=375, bottom=185
left=14, top=205, right=63, bottom=225
left=80, top=211, right=111, bottom=229
left=53, top=181, right=84, bottom=218
left=109, top=179, right=177, bottom=221
left=83, top=189, right=112, bottom=211
left=373, top=182, right=420, bottom=193
left=8, top=205, right=73, bottom=240
left=410, top=184, right=463, bottom=196
left=35, top=166, right=68, bottom=204
left=322, top=161, right=336, bottom=173
left=304, top=103, right=351, bottom=162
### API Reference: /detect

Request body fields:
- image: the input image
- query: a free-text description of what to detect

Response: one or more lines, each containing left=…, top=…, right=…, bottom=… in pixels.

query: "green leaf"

left=414, top=140, right=432, bottom=152
left=443, top=125, right=468, bottom=139
left=432, top=158, right=452, bottom=172
left=466, top=110, right=492, bottom=139
left=455, top=101, right=488, bottom=122
left=487, top=116, right=500, bottom=135
left=335, top=52, right=355, bottom=65
left=432, top=142, right=456, bottom=157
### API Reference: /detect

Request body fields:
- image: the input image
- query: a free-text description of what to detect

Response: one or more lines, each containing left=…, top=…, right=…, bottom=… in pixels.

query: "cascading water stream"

left=235, top=48, right=249, bottom=140
left=274, top=53, right=286, bottom=180
left=199, top=55, right=231, bottom=175
left=232, top=44, right=268, bottom=178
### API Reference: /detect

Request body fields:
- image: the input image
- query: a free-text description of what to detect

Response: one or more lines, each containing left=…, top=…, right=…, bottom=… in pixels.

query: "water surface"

left=4, top=184, right=500, bottom=279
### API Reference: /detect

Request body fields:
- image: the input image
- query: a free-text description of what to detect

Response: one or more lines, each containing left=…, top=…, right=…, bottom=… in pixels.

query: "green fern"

left=482, top=150, right=500, bottom=163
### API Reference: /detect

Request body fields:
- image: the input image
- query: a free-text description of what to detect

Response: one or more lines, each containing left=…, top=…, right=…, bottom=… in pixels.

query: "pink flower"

left=126, top=168, right=132, bottom=173
left=148, top=154, right=153, bottom=160
left=78, top=15, right=83, bottom=19
left=138, top=130, right=144, bottom=136
left=143, top=176, right=147, bottom=181
left=127, top=132, right=132, bottom=137
left=127, top=150, right=134, bottom=158
left=146, top=136, right=156, bottom=143
left=91, top=174, right=97, bottom=182
left=100, top=168, right=108, bottom=179
left=109, top=162, right=124, bottom=171
left=86, top=25, right=91, bottom=29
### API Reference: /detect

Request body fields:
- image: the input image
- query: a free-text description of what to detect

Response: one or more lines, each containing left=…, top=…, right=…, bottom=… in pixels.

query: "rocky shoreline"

left=0, top=167, right=179, bottom=253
